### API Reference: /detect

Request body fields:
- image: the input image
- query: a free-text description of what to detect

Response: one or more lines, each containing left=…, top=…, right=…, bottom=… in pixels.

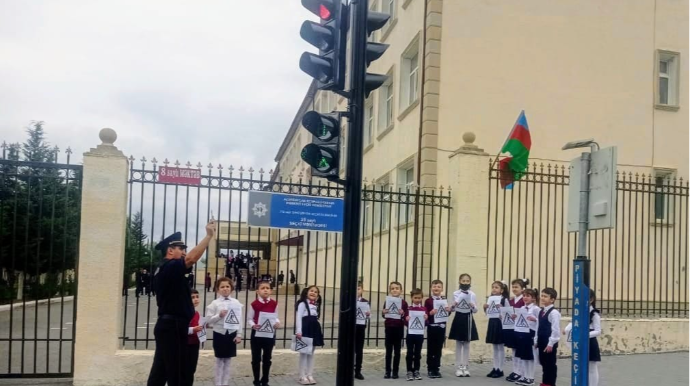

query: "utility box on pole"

left=567, top=146, right=618, bottom=232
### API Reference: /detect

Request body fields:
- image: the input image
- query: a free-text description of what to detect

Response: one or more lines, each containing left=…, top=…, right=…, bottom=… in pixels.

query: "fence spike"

left=152, top=158, right=158, bottom=164
left=207, top=162, right=213, bottom=169
left=268, top=169, right=274, bottom=175
left=196, top=161, right=202, bottom=168
left=259, top=168, right=265, bottom=174
left=128, top=155, right=135, bottom=162
left=174, top=160, right=180, bottom=167
left=249, top=167, right=255, bottom=173
left=164, top=158, right=170, bottom=166
left=140, top=156, right=147, bottom=163
left=217, top=164, right=223, bottom=170
left=239, top=166, right=245, bottom=172
left=186, top=161, right=192, bottom=168
left=66, top=147, right=73, bottom=155
left=1, top=142, right=6, bottom=150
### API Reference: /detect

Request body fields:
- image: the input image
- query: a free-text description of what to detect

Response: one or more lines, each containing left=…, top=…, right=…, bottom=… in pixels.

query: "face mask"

left=460, top=284, right=471, bottom=291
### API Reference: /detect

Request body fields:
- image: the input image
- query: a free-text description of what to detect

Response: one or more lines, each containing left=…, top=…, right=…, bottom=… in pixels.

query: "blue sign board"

left=247, top=191, right=344, bottom=232
left=572, top=260, right=590, bottom=386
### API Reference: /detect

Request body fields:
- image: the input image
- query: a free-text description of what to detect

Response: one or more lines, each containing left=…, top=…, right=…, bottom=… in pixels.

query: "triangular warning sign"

left=295, top=338, right=308, bottom=351
left=410, top=317, right=424, bottom=330
left=225, top=310, right=240, bottom=324
left=356, top=308, right=366, bottom=320
left=388, top=303, right=400, bottom=315
left=457, top=299, right=470, bottom=310
left=516, top=314, right=529, bottom=328
left=436, top=305, right=449, bottom=318
left=502, top=312, right=515, bottom=326
left=487, top=302, right=500, bottom=314
left=258, top=319, right=274, bottom=333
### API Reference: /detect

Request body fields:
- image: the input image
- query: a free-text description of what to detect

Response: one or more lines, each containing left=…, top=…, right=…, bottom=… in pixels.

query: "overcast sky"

left=0, top=0, right=315, bottom=172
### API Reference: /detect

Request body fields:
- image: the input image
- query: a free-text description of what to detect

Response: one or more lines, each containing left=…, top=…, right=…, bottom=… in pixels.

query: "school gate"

left=0, top=148, right=82, bottom=378
left=121, top=159, right=452, bottom=350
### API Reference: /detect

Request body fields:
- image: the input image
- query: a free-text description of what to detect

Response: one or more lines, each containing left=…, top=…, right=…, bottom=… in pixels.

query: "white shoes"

left=299, top=377, right=311, bottom=385
left=455, top=365, right=470, bottom=377
left=307, top=376, right=317, bottom=384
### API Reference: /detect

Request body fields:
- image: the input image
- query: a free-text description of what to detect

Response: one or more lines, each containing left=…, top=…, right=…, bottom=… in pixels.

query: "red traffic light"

left=302, top=0, right=336, bottom=20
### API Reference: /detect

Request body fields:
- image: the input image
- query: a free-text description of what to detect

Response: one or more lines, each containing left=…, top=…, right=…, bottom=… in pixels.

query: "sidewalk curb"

left=0, top=295, right=74, bottom=312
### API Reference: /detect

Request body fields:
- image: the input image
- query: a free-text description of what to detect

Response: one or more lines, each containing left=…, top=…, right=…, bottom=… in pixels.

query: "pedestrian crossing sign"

left=516, top=314, right=529, bottom=328
left=502, top=312, right=515, bottom=326
left=258, top=319, right=274, bottom=334
left=356, top=308, right=365, bottom=320
left=436, top=305, right=449, bottom=318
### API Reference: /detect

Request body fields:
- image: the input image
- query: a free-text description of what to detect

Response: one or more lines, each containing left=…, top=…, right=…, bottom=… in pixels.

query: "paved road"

left=0, top=352, right=686, bottom=386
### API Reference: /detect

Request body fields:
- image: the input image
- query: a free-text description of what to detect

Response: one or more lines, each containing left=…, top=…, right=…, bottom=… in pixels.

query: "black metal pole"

left=336, top=0, right=367, bottom=385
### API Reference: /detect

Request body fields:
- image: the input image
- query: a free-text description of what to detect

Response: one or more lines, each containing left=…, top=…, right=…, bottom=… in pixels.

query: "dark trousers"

left=538, top=340, right=558, bottom=385
left=187, top=343, right=200, bottom=385
left=250, top=333, right=275, bottom=385
left=147, top=319, right=190, bottom=386
left=426, top=326, right=445, bottom=372
left=384, top=326, right=404, bottom=374
left=355, top=325, right=366, bottom=373
left=405, top=334, right=424, bottom=372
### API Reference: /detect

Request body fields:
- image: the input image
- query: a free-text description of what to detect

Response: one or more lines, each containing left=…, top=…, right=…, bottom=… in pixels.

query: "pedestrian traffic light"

left=299, top=0, right=348, bottom=91
left=363, top=9, right=390, bottom=97
left=300, top=111, right=340, bottom=177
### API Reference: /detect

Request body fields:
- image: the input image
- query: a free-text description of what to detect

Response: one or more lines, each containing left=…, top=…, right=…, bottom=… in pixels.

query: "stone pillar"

left=73, top=129, right=129, bottom=386
left=446, top=132, right=491, bottom=361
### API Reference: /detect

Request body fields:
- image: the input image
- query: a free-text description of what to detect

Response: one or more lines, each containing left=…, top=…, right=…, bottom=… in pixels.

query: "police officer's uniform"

left=147, top=232, right=194, bottom=386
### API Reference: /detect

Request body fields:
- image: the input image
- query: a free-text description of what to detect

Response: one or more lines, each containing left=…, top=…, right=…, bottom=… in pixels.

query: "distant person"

left=135, top=269, right=143, bottom=297
left=187, top=272, right=195, bottom=289
left=278, top=271, right=285, bottom=287
left=289, top=270, right=296, bottom=285
left=141, top=269, right=151, bottom=296
left=205, top=273, right=212, bottom=293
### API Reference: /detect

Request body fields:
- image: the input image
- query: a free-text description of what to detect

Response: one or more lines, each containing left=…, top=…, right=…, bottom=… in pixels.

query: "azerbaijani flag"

left=498, top=111, right=531, bottom=189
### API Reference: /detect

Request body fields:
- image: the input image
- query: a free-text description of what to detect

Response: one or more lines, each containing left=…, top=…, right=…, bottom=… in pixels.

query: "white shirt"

left=247, top=297, right=281, bottom=328
left=513, top=295, right=524, bottom=305
left=295, top=301, right=319, bottom=335
left=452, top=289, right=478, bottom=313
left=589, top=306, right=601, bottom=339
left=534, top=305, right=561, bottom=347
left=206, top=296, right=243, bottom=337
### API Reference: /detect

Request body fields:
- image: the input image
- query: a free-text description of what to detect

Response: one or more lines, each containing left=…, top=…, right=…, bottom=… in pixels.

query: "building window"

left=383, top=0, right=396, bottom=35
left=398, top=166, right=415, bottom=223
left=364, top=98, right=374, bottom=147
left=375, top=176, right=391, bottom=232
left=653, top=168, right=676, bottom=222
left=379, top=77, right=394, bottom=131
left=656, top=50, right=680, bottom=109
left=362, top=201, right=372, bottom=235
left=400, top=38, right=420, bottom=110
left=369, top=0, right=379, bottom=42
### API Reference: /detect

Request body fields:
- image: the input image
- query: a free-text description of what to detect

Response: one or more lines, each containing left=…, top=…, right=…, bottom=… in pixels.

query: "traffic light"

left=300, top=111, right=341, bottom=178
left=299, top=0, right=348, bottom=91
left=363, top=9, right=390, bottom=97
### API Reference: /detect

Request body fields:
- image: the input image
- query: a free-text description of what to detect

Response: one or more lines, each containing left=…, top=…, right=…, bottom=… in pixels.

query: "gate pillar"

left=73, top=128, right=129, bottom=386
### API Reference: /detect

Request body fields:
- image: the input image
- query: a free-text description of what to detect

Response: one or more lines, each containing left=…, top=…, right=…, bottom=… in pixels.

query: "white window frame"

left=652, top=168, right=677, bottom=224
left=381, top=0, right=397, bottom=40
left=362, top=201, right=372, bottom=235
left=655, top=50, right=680, bottom=110
left=368, top=0, right=379, bottom=43
left=400, top=37, right=420, bottom=111
left=397, top=165, right=415, bottom=224
left=374, top=175, right=391, bottom=232
left=378, top=74, right=395, bottom=133
left=364, top=98, right=374, bottom=147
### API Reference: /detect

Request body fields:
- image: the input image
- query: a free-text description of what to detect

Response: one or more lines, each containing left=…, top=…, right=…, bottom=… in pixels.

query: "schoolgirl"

left=484, top=280, right=510, bottom=378
left=295, top=285, right=324, bottom=385
left=448, top=273, right=479, bottom=377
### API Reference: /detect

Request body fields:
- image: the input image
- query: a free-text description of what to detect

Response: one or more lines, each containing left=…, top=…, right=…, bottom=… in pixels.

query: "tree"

left=0, top=122, right=82, bottom=299
left=123, top=211, right=156, bottom=288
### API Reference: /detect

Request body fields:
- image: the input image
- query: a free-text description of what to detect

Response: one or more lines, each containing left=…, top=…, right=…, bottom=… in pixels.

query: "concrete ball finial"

left=99, top=128, right=117, bottom=145
left=462, top=132, right=476, bottom=145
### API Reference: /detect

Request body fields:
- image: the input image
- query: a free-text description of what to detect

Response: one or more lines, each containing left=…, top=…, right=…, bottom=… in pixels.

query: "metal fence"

left=122, top=159, right=452, bottom=350
left=487, top=160, right=688, bottom=317
left=0, top=148, right=82, bottom=378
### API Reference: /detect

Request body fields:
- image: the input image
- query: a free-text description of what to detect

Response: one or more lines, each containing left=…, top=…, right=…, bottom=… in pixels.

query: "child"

left=405, top=288, right=428, bottom=381
left=295, top=285, right=324, bottom=385
left=534, top=288, right=561, bottom=386
left=187, top=289, right=204, bottom=385
left=448, top=273, right=479, bottom=377
left=425, top=279, right=450, bottom=379
left=588, top=289, right=602, bottom=386
left=483, top=280, right=509, bottom=378
left=514, top=288, right=540, bottom=386
left=355, top=282, right=370, bottom=380
left=206, top=277, right=243, bottom=386
left=248, top=280, right=281, bottom=386
left=382, top=281, right=408, bottom=379
left=506, top=278, right=529, bottom=382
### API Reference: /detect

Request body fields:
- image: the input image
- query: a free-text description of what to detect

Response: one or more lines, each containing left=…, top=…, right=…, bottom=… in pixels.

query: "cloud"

left=0, top=0, right=317, bottom=172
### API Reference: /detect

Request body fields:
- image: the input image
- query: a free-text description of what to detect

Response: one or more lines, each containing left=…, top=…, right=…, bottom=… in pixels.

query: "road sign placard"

left=157, top=166, right=202, bottom=186
left=247, top=191, right=344, bottom=232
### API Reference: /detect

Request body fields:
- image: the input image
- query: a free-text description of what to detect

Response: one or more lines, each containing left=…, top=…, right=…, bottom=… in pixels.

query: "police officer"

left=147, top=220, right=216, bottom=386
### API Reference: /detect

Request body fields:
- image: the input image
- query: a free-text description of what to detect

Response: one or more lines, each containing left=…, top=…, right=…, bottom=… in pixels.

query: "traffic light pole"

left=336, top=0, right=367, bottom=385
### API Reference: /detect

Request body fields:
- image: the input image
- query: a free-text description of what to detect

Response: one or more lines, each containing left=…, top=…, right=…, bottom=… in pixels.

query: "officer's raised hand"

left=206, top=220, right=217, bottom=238
left=185, top=220, right=218, bottom=268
